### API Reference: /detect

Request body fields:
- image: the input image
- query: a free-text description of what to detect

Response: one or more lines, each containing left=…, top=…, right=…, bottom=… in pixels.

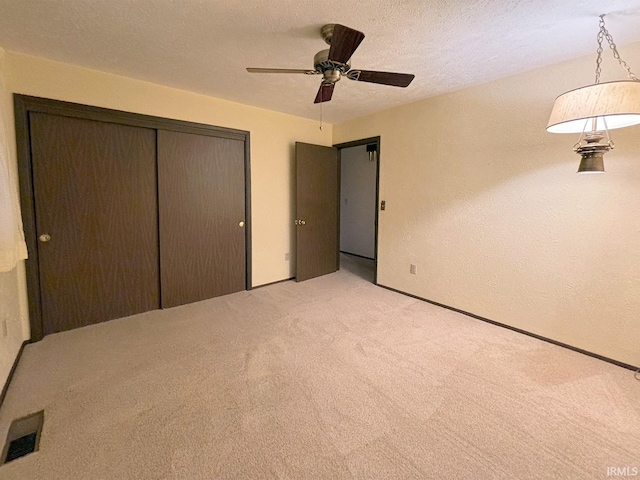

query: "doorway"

left=335, top=137, right=380, bottom=284
left=293, top=136, right=380, bottom=285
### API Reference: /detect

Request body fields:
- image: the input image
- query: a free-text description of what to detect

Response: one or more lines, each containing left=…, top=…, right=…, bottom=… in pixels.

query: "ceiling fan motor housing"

left=314, top=49, right=349, bottom=83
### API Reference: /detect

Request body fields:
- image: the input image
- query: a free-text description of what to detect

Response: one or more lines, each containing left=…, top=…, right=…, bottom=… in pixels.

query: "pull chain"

left=595, top=15, right=638, bottom=84
left=319, top=101, right=323, bottom=131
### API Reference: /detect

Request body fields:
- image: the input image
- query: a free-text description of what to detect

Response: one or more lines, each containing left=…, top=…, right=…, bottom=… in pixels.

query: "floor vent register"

left=1, top=410, right=44, bottom=464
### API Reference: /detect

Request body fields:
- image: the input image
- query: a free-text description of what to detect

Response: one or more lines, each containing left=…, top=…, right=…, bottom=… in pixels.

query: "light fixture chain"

left=595, top=17, right=604, bottom=84
left=596, top=15, right=638, bottom=82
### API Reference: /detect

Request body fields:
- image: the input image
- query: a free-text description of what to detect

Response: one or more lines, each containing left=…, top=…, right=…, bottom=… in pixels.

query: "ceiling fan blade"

left=348, top=70, right=415, bottom=87
left=314, top=83, right=335, bottom=104
left=246, top=68, right=318, bottom=74
left=328, top=24, right=365, bottom=64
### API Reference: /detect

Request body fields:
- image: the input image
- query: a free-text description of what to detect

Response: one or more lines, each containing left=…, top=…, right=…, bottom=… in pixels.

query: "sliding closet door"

left=30, top=113, right=159, bottom=335
left=158, top=130, right=246, bottom=308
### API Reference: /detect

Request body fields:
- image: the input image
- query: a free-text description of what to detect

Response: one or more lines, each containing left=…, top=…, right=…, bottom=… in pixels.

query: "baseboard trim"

left=377, top=284, right=639, bottom=372
left=0, top=341, right=27, bottom=410
left=253, top=277, right=295, bottom=289
left=340, top=251, right=375, bottom=261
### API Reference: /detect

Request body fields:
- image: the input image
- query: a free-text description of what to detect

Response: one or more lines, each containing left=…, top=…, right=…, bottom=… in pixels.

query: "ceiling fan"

left=246, top=24, right=415, bottom=104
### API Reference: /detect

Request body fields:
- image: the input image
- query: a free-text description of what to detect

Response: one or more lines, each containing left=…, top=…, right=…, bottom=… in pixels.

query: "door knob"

left=39, top=234, right=51, bottom=243
left=238, top=221, right=244, bottom=227
left=299, top=220, right=306, bottom=225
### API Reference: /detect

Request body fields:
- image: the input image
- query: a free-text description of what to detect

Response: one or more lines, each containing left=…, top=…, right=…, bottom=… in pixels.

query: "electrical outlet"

left=410, top=264, right=417, bottom=275
left=285, top=252, right=290, bottom=261
left=2, top=319, right=7, bottom=338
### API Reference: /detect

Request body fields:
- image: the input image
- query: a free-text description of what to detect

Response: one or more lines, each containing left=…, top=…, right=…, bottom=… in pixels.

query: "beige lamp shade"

left=547, top=80, right=640, bottom=133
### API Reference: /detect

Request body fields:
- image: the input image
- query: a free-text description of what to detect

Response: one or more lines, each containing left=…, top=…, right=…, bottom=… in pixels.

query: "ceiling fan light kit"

left=247, top=23, right=415, bottom=104
left=547, top=15, right=640, bottom=173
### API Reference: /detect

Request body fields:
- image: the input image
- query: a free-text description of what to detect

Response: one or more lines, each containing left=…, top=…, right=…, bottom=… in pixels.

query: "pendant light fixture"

left=547, top=15, right=640, bottom=173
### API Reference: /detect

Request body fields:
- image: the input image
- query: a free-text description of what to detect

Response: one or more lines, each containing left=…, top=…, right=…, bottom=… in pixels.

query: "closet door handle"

left=238, top=221, right=245, bottom=227
left=39, top=234, right=51, bottom=243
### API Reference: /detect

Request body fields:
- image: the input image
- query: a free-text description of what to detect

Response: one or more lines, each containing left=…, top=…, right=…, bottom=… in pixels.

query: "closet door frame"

left=14, top=94, right=252, bottom=342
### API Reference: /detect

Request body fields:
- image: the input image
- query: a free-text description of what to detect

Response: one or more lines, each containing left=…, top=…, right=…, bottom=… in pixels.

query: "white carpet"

left=0, top=254, right=638, bottom=479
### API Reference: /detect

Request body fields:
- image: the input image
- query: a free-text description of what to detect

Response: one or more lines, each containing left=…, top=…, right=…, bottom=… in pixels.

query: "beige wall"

left=7, top=51, right=333, bottom=288
left=2, top=40, right=639, bottom=388
left=334, top=42, right=640, bottom=367
left=0, top=51, right=332, bottom=387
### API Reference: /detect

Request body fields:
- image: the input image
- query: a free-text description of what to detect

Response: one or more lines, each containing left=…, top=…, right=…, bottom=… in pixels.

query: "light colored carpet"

left=0, top=254, right=638, bottom=479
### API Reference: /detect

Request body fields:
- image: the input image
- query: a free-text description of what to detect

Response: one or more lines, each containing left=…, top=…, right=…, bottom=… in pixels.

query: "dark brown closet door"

left=30, top=113, right=159, bottom=335
left=158, top=130, right=246, bottom=308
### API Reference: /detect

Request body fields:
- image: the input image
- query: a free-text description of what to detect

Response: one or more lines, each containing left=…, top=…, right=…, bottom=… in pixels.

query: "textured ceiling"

left=1, top=0, right=640, bottom=124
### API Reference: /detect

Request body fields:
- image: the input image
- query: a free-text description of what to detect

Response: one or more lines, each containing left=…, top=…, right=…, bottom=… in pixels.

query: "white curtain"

left=0, top=48, right=27, bottom=271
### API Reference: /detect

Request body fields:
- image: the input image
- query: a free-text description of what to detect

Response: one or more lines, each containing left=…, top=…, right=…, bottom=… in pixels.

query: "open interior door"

left=295, top=142, right=339, bottom=282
